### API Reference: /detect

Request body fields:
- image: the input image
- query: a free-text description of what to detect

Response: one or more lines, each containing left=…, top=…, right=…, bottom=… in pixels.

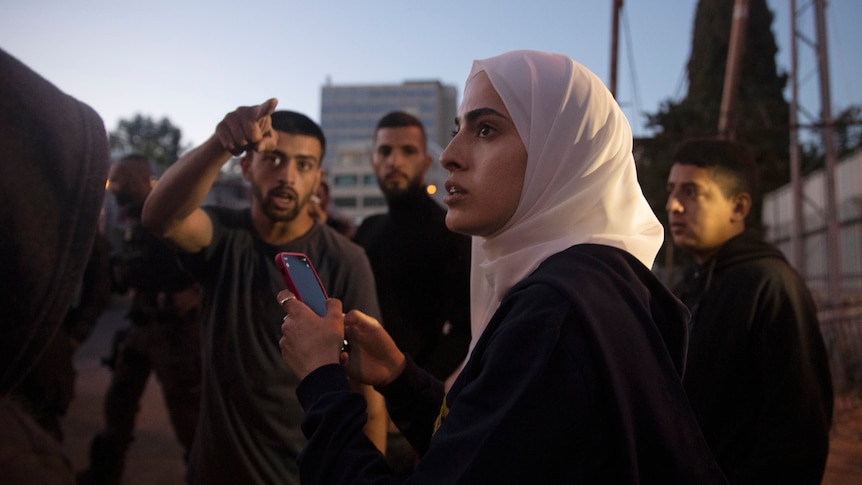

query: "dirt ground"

left=823, top=396, right=862, bottom=485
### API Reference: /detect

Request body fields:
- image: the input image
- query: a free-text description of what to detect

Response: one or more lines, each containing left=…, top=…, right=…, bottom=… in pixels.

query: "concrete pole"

left=718, top=0, right=749, bottom=140
left=609, top=0, right=622, bottom=98
left=789, top=0, right=805, bottom=272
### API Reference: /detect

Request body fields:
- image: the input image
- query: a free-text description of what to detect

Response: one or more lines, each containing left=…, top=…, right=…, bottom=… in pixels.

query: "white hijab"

left=467, top=50, right=664, bottom=351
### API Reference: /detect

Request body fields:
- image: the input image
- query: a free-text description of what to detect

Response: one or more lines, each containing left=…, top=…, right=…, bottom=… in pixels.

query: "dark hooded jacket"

left=0, top=47, right=109, bottom=484
left=675, top=229, right=834, bottom=484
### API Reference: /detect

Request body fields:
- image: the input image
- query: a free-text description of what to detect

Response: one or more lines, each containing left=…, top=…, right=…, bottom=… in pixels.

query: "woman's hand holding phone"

left=274, top=251, right=406, bottom=385
left=278, top=290, right=345, bottom=381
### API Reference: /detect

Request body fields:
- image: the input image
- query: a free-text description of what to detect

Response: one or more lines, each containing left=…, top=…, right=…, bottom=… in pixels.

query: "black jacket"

left=296, top=244, right=727, bottom=484
left=354, top=188, right=471, bottom=380
left=675, top=230, right=834, bottom=484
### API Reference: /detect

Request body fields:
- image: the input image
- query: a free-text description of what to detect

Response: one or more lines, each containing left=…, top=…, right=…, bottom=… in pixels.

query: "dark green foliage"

left=638, top=0, right=790, bottom=235
left=797, top=104, right=862, bottom=174
left=109, top=114, right=187, bottom=168
left=833, top=105, right=862, bottom=159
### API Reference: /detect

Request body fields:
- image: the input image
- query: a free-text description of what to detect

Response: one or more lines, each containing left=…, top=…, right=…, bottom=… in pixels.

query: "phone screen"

left=275, top=252, right=329, bottom=317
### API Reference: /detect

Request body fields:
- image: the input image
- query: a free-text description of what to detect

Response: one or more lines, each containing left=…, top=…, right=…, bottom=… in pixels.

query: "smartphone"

left=274, top=252, right=329, bottom=317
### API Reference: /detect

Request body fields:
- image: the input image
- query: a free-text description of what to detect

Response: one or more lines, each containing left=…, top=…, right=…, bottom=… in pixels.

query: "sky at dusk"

left=2, top=0, right=859, bottom=149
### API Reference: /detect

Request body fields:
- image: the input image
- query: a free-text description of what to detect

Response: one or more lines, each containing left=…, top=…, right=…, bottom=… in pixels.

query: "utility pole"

left=789, top=0, right=804, bottom=271
left=815, top=0, right=843, bottom=303
left=718, top=0, right=749, bottom=140
left=609, top=0, right=623, bottom=98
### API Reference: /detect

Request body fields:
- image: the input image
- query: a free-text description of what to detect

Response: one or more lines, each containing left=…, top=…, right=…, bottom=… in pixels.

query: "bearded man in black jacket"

left=354, top=111, right=471, bottom=383
left=353, top=111, right=471, bottom=478
left=665, top=138, right=833, bottom=485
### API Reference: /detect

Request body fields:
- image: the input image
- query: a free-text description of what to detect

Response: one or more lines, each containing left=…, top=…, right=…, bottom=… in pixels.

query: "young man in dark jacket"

left=666, top=138, right=833, bottom=484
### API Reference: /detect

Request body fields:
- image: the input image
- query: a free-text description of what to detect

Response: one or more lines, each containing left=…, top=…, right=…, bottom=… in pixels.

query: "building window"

left=334, top=197, right=358, bottom=208
left=363, top=174, right=377, bottom=186
left=334, top=174, right=358, bottom=187
left=364, top=196, right=386, bottom=207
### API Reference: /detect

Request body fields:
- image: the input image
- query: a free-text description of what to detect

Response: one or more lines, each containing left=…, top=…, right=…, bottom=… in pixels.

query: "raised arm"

left=142, top=98, right=279, bottom=253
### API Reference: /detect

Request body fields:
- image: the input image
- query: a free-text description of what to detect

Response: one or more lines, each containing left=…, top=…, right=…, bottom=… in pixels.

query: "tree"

left=795, top=104, right=862, bottom=175
left=636, top=0, right=790, bottom=232
left=108, top=114, right=187, bottom=169
left=834, top=104, right=862, bottom=159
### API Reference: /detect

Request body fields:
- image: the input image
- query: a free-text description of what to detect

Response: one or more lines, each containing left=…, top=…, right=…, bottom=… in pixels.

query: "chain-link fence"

left=819, top=296, right=862, bottom=411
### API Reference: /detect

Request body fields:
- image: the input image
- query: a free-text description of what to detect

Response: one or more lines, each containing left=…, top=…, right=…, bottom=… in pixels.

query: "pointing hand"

left=216, top=97, right=279, bottom=156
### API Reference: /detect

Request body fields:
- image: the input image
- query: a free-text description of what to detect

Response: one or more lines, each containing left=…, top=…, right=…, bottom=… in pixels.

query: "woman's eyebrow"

left=454, top=107, right=508, bottom=127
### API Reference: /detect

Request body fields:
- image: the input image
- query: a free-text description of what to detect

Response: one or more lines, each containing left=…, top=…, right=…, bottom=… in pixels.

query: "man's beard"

left=256, top=184, right=308, bottom=222
left=380, top=174, right=423, bottom=199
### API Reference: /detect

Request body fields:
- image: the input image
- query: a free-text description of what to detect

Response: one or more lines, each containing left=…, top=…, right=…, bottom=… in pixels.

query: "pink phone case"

left=274, top=252, right=329, bottom=316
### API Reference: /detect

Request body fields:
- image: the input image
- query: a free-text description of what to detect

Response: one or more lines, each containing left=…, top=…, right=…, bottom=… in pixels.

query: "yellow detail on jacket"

left=433, top=397, right=449, bottom=435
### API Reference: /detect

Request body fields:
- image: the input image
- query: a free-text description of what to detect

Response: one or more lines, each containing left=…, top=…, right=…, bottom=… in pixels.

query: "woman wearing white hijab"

left=278, top=50, right=726, bottom=483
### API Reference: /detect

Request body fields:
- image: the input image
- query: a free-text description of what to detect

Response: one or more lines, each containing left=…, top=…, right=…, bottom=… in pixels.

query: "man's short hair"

left=375, top=111, right=427, bottom=149
left=271, top=110, right=326, bottom=161
left=671, top=138, right=759, bottom=198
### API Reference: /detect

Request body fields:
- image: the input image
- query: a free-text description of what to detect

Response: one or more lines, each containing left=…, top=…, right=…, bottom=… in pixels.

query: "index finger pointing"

left=257, top=98, right=278, bottom=119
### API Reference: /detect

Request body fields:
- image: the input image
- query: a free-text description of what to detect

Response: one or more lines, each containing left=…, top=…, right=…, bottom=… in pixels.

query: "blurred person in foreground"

left=666, top=138, right=833, bottom=484
left=0, top=47, right=109, bottom=484
left=12, top=225, right=112, bottom=444
left=141, top=104, right=386, bottom=484
left=277, top=50, right=727, bottom=484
